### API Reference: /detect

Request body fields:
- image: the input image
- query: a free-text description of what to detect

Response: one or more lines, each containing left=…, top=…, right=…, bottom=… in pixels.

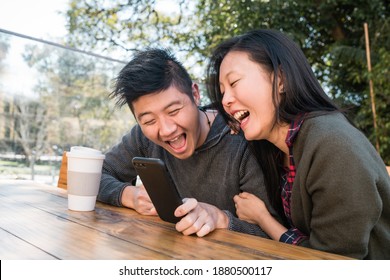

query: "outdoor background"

left=0, top=0, right=389, bottom=185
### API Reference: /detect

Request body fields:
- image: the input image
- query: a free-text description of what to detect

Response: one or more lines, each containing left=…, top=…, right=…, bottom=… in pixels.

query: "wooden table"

left=0, top=180, right=352, bottom=260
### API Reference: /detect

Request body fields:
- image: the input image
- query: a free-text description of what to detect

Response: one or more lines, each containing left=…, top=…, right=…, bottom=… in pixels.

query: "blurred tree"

left=0, top=34, right=10, bottom=70
left=65, top=0, right=389, bottom=163
left=22, top=43, right=132, bottom=155
left=0, top=35, right=11, bottom=152
left=12, top=97, right=48, bottom=179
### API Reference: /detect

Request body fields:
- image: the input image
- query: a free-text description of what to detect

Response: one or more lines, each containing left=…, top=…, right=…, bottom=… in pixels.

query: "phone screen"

left=132, top=157, right=182, bottom=223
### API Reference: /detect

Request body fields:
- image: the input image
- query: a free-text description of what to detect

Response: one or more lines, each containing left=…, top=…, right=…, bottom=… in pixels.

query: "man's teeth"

left=169, top=135, right=181, bottom=143
left=233, top=111, right=249, bottom=122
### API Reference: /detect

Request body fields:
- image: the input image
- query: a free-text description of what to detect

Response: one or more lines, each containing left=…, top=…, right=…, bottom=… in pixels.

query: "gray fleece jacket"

left=98, top=113, right=280, bottom=237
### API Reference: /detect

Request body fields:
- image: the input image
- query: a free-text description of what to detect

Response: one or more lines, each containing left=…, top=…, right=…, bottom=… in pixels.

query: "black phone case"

left=132, top=157, right=182, bottom=223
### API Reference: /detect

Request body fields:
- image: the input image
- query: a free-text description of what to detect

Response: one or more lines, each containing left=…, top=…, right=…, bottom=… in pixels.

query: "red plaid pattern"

left=279, top=115, right=308, bottom=245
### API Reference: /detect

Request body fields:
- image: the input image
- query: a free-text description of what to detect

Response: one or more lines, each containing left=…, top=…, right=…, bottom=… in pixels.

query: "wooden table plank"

left=0, top=228, right=57, bottom=260
left=0, top=183, right=266, bottom=259
left=0, top=180, right=352, bottom=260
left=0, top=195, right=170, bottom=259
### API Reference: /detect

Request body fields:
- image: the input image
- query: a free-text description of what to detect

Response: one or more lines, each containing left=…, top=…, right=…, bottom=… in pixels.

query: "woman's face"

left=219, top=51, right=280, bottom=141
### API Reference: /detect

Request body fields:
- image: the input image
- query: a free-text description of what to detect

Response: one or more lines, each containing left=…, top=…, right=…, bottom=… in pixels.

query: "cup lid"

left=67, top=146, right=105, bottom=159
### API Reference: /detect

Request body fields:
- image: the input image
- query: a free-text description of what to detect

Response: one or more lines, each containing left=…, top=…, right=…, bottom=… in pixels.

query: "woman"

left=207, top=29, right=390, bottom=259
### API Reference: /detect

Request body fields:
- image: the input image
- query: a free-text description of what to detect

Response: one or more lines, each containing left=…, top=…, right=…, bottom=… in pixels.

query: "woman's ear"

left=277, top=68, right=285, bottom=94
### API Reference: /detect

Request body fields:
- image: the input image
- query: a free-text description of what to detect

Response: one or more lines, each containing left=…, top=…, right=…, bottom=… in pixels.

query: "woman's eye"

left=231, top=80, right=239, bottom=87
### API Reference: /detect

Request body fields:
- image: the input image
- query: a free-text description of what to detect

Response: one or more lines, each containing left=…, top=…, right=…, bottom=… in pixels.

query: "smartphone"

left=132, top=157, right=183, bottom=223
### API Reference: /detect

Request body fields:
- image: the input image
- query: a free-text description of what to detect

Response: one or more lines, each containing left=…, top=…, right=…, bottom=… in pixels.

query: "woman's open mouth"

left=233, top=110, right=250, bottom=123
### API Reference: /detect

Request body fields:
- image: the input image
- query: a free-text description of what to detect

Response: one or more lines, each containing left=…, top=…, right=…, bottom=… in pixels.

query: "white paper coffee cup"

left=66, top=146, right=105, bottom=211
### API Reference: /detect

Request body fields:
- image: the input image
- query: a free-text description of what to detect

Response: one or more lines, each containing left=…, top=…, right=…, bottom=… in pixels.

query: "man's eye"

left=169, top=109, right=180, bottom=115
left=143, top=120, right=155, bottom=126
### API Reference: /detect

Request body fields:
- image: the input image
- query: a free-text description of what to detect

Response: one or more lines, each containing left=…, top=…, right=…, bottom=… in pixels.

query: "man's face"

left=132, top=85, right=203, bottom=159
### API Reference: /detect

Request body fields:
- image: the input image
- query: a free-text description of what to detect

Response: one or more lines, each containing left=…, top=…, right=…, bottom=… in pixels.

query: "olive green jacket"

left=292, top=113, right=390, bottom=259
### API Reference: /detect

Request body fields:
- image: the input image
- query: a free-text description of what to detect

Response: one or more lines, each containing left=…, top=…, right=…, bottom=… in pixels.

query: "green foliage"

left=22, top=43, right=132, bottom=153
left=65, top=0, right=390, bottom=163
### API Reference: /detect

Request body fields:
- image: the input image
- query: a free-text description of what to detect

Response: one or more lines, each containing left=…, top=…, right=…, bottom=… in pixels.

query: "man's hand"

left=121, top=185, right=157, bottom=216
left=174, top=198, right=229, bottom=237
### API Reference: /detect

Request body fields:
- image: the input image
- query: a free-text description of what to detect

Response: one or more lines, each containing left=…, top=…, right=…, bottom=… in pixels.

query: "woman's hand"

left=234, top=192, right=287, bottom=240
left=234, top=192, right=268, bottom=224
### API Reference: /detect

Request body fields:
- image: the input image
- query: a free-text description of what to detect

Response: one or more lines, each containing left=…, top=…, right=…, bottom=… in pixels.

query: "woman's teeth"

left=233, top=111, right=249, bottom=123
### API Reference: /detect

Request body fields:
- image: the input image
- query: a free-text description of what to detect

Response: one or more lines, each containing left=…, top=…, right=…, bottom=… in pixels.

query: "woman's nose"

left=222, top=90, right=235, bottom=107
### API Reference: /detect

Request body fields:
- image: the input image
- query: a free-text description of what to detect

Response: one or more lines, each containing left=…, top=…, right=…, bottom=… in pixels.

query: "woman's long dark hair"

left=207, top=29, right=343, bottom=222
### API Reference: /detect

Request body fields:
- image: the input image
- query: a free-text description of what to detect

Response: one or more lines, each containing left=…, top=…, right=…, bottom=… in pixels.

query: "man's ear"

left=192, top=83, right=201, bottom=105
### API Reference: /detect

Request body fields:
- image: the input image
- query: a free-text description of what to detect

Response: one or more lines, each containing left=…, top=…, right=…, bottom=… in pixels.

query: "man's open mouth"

left=167, top=134, right=186, bottom=150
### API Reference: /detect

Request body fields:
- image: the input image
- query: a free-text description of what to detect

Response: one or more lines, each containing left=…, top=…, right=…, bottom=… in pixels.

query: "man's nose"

left=158, top=118, right=176, bottom=137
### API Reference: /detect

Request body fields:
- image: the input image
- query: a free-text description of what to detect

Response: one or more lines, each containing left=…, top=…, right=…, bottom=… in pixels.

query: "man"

left=98, top=48, right=279, bottom=237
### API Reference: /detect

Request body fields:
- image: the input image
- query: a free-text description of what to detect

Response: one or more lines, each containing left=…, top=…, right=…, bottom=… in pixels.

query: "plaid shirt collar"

left=281, top=114, right=306, bottom=225
left=279, top=114, right=307, bottom=244
left=286, top=114, right=306, bottom=147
